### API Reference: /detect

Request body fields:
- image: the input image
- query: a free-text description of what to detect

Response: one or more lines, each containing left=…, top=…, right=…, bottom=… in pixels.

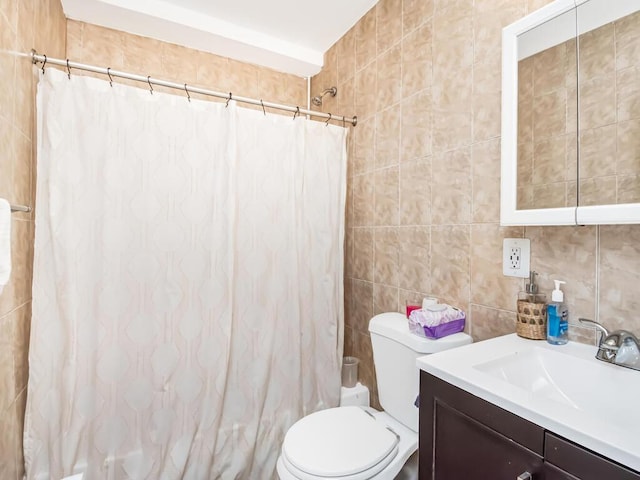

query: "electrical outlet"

left=503, top=238, right=530, bottom=278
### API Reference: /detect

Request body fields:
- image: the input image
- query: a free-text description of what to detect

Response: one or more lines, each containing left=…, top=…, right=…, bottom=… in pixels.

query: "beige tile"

left=374, top=228, right=400, bottom=286
left=527, top=226, right=597, bottom=322
left=533, top=42, right=566, bottom=96
left=532, top=182, right=567, bottom=209
left=12, top=133, right=30, bottom=207
left=403, top=0, right=433, bottom=34
left=578, top=125, right=616, bottom=179
left=470, top=305, right=517, bottom=343
left=338, top=75, right=356, bottom=115
left=527, top=0, right=554, bottom=13
left=352, top=280, right=374, bottom=333
left=353, top=116, right=375, bottom=175
left=473, top=59, right=501, bottom=142
left=472, top=138, right=501, bottom=223
left=401, top=90, right=432, bottom=162
left=617, top=66, right=640, bottom=122
left=432, top=8, right=473, bottom=72
left=401, top=23, right=432, bottom=98
left=431, top=225, right=470, bottom=309
left=579, top=177, right=617, bottom=206
left=337, top=27, right=356, bottom=83
left=374, top=166, right=399, bottom=226
left=355, top=61, right=377, bottom=120
left=599, top=225, right=640, bottom=332
left=471, top=224, right=525, bottom=311
left=617, top=174, right=640, bottom=204
left=533, top=136, right=567, bottom=185
left=12, top=304, right=29, bottom=395
left=517, top=186, right=534, bottom=210
left=353, top=173, right=375, bottom=226
left=345, top=227, right=354, bottom=278
left=579, top=74, right=616, bottom=130
left=473, top=5, right=524, bottom=64
left=617, top=119, right=640, bottom=175
left=377, top=0, right=402, bottom=54
left=376, top=44, right=401, bottom=110
left=578, top=22, right=614, bottom=80
left=353, top=228, right=374, bottom=282
left=431, top=148, right=471, bottom=224
left=76, top=22, right=125, bottom=69
left=356, top=7, right=377, bottom=70
left=615, top=10, right=640, bottom=71
left=0, top=18, right=17, bottom=125
left=399, top=157, right=431, bottom=226
left=517, top=96, right=533, bottom=146
left=374, top=284, right=399, bottom=315
left=226, top=59, right=259, bottom=99
left=533, top=90, right=566, bottom=139
left=344, top=279, right=354, bottom=329
left=375, top=106, right=401, bottom=168
left=0, top=118, right=17, bottom=204
left=13, top=58, right=35, bottom=141
left=343, top=325, right=355, bottom=356
left=517, top=141, right=533, bottom=187
left=432, top=109, right=472, bottom=153
left=398, top=226, right=430, bottom=293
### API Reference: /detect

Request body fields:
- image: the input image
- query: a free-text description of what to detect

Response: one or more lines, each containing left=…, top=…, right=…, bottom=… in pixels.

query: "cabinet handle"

left=517, top=473, right=532, bottom=480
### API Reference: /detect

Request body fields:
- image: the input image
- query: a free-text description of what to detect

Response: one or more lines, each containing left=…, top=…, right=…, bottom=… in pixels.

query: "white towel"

left=0, top=198, right=11, bottom=295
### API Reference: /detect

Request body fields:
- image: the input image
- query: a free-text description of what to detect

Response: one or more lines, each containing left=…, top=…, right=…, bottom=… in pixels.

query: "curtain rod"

left=29, top=51, right=358, bottom=127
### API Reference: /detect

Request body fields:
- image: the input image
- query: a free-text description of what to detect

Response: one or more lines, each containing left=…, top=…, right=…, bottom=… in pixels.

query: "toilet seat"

left=280, top=406, right=400, bottom=480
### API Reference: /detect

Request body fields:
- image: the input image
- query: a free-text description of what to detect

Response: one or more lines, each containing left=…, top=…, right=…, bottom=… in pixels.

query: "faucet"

left=579, top=318, right=640, bottom=371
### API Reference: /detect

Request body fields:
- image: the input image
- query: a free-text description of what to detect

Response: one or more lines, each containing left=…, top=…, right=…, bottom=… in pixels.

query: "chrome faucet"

left=579, top=318, right=640, bottom=371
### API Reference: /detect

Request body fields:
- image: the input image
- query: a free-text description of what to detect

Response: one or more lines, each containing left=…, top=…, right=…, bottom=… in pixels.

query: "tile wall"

left=0, top=0, right=66, bottom=477
left=313, top=0, right=640, bottom=408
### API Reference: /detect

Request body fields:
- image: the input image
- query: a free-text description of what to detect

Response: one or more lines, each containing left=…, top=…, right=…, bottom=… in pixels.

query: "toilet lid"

left=282, top=407, right=399, bottom=477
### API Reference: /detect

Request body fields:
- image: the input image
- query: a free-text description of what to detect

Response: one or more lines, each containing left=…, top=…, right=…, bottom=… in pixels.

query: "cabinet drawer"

left=545, top=433, right=640, bottom=480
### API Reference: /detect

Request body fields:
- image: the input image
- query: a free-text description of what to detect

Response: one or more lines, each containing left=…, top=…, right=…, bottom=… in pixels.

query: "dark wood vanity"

left=419, top=371, right=640, bottom=480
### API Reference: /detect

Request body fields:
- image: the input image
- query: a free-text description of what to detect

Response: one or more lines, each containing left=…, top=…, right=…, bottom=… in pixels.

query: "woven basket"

left=516, top=299, right=547, bottom=340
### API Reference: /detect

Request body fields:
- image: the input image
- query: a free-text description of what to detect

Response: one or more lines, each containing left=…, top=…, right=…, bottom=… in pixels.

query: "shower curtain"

left=25, top=68, right=346, bottom=480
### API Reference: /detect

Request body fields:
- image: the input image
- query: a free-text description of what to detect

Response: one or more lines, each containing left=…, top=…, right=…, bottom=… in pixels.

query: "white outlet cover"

left=503, top=238, right=530, bottom=278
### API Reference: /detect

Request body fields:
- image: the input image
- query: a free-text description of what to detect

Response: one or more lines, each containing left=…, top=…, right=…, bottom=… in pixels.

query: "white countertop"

left=416, top=333, right=640, bottom=472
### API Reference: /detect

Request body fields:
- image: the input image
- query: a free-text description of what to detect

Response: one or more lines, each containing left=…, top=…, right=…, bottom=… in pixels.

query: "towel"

left=0, top=199, right=11, bottom=295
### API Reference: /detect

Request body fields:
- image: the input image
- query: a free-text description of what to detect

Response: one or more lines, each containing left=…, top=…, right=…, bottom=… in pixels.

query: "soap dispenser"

left=547, top=280, right=568, bottom=345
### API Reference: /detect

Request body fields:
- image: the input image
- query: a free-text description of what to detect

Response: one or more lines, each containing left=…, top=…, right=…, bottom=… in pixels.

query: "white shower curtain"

left=25, top=68, right=346, bottom=480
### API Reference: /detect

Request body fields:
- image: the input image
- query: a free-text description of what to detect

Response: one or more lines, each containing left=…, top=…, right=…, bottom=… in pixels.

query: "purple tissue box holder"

left=408, top=316, right=466, bottom=339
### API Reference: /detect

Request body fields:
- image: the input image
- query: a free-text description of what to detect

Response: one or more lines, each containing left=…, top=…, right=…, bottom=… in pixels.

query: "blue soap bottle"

left=547, top=280, right=568, bottom=345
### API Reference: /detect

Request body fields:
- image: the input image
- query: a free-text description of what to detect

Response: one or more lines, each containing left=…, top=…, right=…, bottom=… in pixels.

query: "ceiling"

left=61, top=0, right=379, bottom=77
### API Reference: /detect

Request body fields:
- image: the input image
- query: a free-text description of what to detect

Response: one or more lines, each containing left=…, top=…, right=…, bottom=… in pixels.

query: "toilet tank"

left=368, top=312, right=472, bottom=432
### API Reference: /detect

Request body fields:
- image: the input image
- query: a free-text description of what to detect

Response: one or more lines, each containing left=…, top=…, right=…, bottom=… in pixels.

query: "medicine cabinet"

left=501, top=0, right=640, bottom=225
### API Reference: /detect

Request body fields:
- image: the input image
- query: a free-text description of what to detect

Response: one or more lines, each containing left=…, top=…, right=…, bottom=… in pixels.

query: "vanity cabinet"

left=419, top=371, right=640, bottom=480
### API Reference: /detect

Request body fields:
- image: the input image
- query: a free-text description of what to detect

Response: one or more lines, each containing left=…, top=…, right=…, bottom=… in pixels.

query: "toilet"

left=276, top=312, right=473, bottom=480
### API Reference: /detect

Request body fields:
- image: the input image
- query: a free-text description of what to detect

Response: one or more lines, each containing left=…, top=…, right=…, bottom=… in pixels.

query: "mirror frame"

left=500, top=0, right=640, bottom=226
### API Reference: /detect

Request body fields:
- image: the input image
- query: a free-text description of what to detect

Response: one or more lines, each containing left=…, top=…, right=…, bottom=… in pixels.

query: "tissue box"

left=408, top=306, right=466, bottom=339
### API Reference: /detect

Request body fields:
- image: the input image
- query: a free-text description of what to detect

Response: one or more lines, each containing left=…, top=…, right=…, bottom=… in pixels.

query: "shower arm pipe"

left=29, top=51, right=358, bottom=127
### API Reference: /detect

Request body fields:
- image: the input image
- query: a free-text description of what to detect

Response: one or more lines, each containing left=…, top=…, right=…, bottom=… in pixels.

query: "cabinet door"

left=420, top=372, right=545, bottom=480
left=430, top=400, right=543, bottom=479
left=545, top=433, right=640, bottom=480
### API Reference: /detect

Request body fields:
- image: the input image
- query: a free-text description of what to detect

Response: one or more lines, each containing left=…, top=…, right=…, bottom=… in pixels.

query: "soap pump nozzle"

left=552, top=280, right=566, bottom=302
left=525, top=271, right=538, bottom=295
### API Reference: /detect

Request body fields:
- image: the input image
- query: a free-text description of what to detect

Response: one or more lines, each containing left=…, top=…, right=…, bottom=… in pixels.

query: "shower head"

left=311, top=86, right=337, bottom=106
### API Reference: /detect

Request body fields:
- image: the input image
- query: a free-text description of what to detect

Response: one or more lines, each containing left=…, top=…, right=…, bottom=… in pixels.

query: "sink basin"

left=416, top=334, right=640, bottom=472
left=473, top=346, right=639, bottom=420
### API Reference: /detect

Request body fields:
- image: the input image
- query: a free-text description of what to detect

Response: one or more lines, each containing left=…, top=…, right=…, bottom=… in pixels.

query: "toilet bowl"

left=277, top=312, right=472, bottom=480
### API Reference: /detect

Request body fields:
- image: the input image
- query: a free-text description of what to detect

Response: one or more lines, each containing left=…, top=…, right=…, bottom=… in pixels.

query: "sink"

left=473, top=346, right=639, bottom=419
left=416, top=334, right=640, bottom=472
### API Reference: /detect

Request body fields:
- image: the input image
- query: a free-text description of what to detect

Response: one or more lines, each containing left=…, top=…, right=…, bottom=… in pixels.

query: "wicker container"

left=516, top=295, right=547, bottom=340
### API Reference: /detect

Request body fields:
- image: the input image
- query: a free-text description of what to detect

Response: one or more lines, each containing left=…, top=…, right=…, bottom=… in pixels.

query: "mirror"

left=501, top=0, right=640, bottom=225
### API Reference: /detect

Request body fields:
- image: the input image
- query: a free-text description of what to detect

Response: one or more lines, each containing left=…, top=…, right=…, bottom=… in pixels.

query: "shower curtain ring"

left=293, top=106, right=300, bottom=120
left=41, top=54, right=47, bottom=74
left=325, top=114, right=331, bottom=126
left=184, top=83, right=191, bottom=102
left=260, top=99, right=266, bottom=116
left=226, top=92, right=232, bottom=108
left=147, top=76, right=153, bottom=95
left=107, top=67, right=113, bottom=87
left=66, top=59, right=71, bottom=79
